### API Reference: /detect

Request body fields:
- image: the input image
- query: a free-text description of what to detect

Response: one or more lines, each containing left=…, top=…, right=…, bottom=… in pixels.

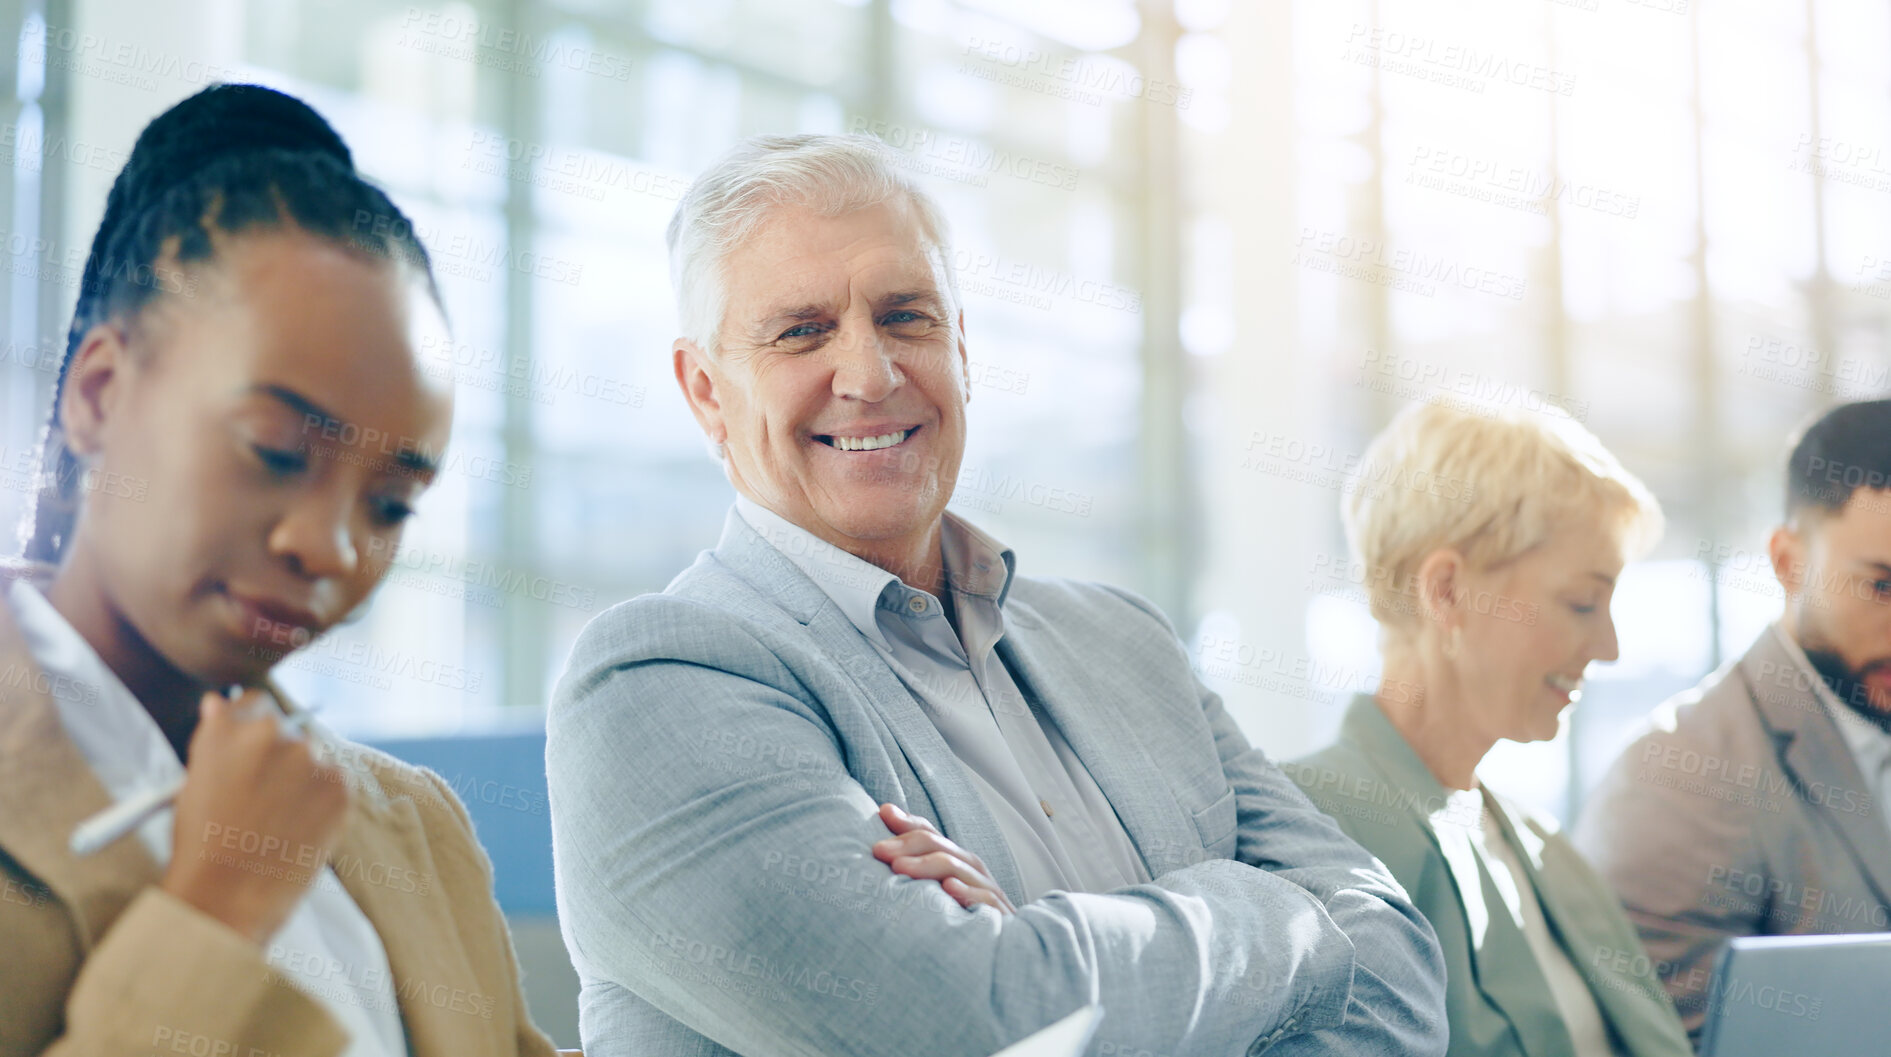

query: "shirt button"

left=908, top=596, right=928, bottom=614
left=1039, top=798, right=1055, bottom=818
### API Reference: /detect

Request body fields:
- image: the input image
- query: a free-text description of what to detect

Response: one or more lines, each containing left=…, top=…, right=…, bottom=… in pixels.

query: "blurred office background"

left=0, top=0, right=1884, bottom=1043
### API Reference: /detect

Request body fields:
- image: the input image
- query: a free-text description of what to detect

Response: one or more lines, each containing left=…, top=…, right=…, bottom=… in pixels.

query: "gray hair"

left=665, top=133, right=960, bottom=355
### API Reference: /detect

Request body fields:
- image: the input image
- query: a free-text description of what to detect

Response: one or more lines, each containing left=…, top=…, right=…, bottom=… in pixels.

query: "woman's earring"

left=1442, top=624, right=1463, bottom=660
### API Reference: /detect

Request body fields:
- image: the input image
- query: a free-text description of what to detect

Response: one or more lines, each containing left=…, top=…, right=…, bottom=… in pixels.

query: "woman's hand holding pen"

left=158, top=688, right=352, bottom=945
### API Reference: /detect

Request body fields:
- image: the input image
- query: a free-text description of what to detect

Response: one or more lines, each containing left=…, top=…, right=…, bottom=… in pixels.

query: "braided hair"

left=19, top=83, right=441, bottom=562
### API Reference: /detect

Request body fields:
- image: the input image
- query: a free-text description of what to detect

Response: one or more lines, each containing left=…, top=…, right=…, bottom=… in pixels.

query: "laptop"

left=986, top=1005, right=1104, bottom=1057
left=1698, top=933, right=1891, bottom=1056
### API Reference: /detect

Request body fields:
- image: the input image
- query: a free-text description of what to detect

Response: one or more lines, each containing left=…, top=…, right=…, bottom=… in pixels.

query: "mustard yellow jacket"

left=0, top=562, right=558, bottom=1057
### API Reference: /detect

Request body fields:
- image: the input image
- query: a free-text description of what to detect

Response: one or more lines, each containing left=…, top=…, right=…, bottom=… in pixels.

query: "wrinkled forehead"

left=720, top=199, right=953, bottom=315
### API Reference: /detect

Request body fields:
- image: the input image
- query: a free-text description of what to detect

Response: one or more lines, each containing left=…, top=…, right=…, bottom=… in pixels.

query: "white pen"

left=69, top=703, right=316, bottom=857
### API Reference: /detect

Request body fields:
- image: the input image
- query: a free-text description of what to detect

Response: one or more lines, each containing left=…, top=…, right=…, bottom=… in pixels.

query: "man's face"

left=1775, top=489, right=1891, bottom=715
left=674, top=199, right=968, bottom=567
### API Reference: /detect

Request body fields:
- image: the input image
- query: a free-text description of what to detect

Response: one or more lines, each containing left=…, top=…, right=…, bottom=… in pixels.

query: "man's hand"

left=872, top=802, right=1016, bottom=915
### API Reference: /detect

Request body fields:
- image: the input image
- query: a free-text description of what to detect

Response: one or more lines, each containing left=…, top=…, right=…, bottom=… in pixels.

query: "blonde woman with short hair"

left=1284, top=399, right=1692, bottom=1057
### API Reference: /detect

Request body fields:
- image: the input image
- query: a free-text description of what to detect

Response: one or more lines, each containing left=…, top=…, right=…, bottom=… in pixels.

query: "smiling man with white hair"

left=545, top=133, right=1446, bottom=1057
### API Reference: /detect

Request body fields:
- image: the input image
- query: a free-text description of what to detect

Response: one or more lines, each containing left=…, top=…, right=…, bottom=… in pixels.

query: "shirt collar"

left=1772, top=622, right=1891, bottom=765
left=1340, top=693, right=1490, bottom=832
left=1340, top=692, right=1451, bottom=806
left=735, top=495, right=899, bottom=649
left=732, top=496, right=1018, bottom=643
left=939, top=511, right=1017, bottom=606
left=5, top=578, right=184, bottom=793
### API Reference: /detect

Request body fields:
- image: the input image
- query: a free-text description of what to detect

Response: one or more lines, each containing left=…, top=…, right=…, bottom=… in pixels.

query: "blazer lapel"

left=1493, top=802, right=1690, bottom=1057
left=1343, top=698, right=1574, bottom=1057
left=1740, top=633, right=1891, bottom=907
left=1343, top=701, right=1487, bottom=977
left=991, top=597, right=1193, bottom=877
left=323, top=747, right=486, bottom=1057
left=0, top=574, right=162, bottom=952
left=709, top=509, right=1026, bottom=901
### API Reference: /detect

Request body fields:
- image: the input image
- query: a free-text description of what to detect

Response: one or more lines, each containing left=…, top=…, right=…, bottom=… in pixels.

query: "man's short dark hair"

left=1786, top=399, right=1891, bottom=520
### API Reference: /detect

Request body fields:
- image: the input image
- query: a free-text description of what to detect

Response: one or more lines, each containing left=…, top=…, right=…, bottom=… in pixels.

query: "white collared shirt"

left=736, top=496, right=1150, bottom=902
left=1773, top=623, right=1891, bottom=837
left=7, top=579, right=409, bottom=1056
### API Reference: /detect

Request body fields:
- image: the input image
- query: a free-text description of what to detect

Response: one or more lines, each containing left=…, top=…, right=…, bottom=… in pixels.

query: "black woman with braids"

left=0, top=85, right=558, bottom=1057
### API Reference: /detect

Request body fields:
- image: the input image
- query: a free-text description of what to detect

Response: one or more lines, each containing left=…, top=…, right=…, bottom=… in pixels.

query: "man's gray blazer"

left=1574, top=630, right=1891, bottom=1042
left=546, top=510, right=1446, bottom=1057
